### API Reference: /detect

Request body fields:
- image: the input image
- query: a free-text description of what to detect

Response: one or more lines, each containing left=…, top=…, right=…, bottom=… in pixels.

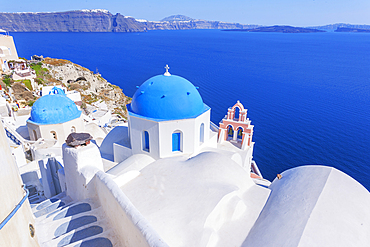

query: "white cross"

left=164, top=64, right=171, bottom=76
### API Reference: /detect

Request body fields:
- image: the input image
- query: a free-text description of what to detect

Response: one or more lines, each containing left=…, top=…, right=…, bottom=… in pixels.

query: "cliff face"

left=0, top=10, right=258, bottom=32
left=142, top=20, right=258, bottom=30
left=0, top=10, right=146, bottom=32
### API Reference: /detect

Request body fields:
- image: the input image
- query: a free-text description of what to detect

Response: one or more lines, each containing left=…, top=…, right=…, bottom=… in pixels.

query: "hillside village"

left=1, top=55, right=131, bottom=119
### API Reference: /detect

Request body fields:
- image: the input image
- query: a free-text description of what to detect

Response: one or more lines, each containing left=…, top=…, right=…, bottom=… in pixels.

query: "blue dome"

left=130, top=74, right=206, bottom=120
left=28, top=94, right=81, bottom=125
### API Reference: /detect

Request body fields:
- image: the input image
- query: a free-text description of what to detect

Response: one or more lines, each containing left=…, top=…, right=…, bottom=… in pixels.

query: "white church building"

left=128, top=66, right=213, bottom=159
left=26, top=87, right=84, bottom=147
left=101, top=66, right=258, bottom=176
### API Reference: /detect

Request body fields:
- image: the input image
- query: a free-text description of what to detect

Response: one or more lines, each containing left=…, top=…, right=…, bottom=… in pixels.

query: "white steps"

left=29, top=192, right=119, bottom=247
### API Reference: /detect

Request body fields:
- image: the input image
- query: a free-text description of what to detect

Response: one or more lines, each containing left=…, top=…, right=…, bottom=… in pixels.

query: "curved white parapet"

left=242, top=165, right=370, bottom=247
left=94, top=170, right=169, bottom=247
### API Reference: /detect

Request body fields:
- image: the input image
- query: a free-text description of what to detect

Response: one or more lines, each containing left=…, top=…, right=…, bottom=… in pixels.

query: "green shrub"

left=35, top=78, right=44, bottom=85
left=23, top=79, right=32, bottom=90
left=2, top=75, right=12, bottom=87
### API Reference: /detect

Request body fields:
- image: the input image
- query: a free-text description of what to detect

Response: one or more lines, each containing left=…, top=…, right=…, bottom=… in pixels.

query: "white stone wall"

left=66, top=91, right=82, bottom=103
left=193, top=109, right=211, bottom=150
left=158, top=118, right=195, bottom=157
left=129, top=110, right=211, bottom=159
left=129, top=116, right=160, bottom=159
left=158, top=109, right=211, bottom=158
left=0, top=35, right=19, bottom=61
left=0, top=121, right=39, bottom=246
left=27, top=116, right=84, bottom=146
left=62, top=142, right=104, bottom=201
left=113, top=142, right=132, bottom=163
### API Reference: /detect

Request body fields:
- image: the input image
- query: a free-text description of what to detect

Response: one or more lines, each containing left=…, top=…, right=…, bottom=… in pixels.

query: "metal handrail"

left=0, top=185, right=29, bottom=230
left=1, top=120, right=36, bottom=149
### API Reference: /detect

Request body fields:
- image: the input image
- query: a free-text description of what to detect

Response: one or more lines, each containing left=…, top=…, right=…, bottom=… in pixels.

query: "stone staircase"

left=30, top=191, right=120, bottom=247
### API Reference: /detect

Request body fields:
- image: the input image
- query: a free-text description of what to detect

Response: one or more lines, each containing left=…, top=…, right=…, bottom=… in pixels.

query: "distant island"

left=0, top=11, right=258, bottom=32
left=308, top=23, right=370, bottom=31
left=223, top=25, right=325, bottom=33
left=335, top=27, right=370, bottom=33
left=0, top=10, right=369, bottom=33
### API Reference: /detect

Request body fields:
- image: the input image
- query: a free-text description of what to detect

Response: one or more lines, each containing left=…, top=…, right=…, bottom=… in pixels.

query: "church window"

left=234, top=107, right=240, bottom=121
left=71, top=126, right=76, bottom=133
left=51, top=131, right=57, bottom=140
left=200, top=123, right=204, bottom=144
left=33, top=130, right=37, bottom=140
left=172, top=130, right=182, bottom=152
left=142, top=131, right=149, bottom=152
left=237, top=127, right=243, bottom=140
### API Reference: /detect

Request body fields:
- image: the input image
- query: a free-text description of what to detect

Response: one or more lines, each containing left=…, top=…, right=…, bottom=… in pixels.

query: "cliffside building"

left=0, top=30, right=36, bottom=79
left=0, top=29, right=19, bottom=73
left=26, top=87, right=84, bottom=147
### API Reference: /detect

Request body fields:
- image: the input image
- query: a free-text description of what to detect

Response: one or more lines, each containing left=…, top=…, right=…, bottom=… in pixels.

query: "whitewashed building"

left=128, top=67, right=212, bottom=159
left=26, top=87, right=84, bottom=147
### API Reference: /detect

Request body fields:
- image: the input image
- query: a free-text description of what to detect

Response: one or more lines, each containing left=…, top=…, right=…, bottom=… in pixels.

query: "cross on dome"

left=164, top=64, right=171, bottom=76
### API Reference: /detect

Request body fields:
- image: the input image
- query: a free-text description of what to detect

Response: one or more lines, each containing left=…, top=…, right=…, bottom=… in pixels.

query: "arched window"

left=234, top=107, right=240, bottom=121
left=71, top=126, right=76, bottom=133
left=50, top=131, right=57, bottom=140
left=172, top=130, right=182, bottom=152
left=237, top=127, right=243, bottom=140
left=200, top=123, right=204, bottom=144
left=142, top=131, right=149, bottom=152
left=33, top=130, right=37, bottom=141
left=227, top=125, right=234, bottom=138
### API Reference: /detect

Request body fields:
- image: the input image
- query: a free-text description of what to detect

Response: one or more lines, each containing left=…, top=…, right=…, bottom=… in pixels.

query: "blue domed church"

left=127, top=66, right=216, bottom=159
left=27, top=87, right=84, bottom=146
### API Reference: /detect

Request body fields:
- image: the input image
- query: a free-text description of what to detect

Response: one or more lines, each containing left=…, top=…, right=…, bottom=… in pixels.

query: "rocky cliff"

left=0, top=10, right=258, bottom=32
left=0, top=10, right=145, bottom=32
left=142, top=19, right=258, bottom=30
left=41, top=57, right=131, bottom=118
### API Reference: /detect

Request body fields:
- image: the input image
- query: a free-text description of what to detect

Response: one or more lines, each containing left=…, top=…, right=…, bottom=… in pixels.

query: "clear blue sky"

left=2, top=0, right=370, bottom=26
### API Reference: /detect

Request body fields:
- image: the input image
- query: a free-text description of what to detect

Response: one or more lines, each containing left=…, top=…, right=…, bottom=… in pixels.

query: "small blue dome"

left=130, top=74, right=206, bottom=120
left=28, top=94, right=81, bottom=125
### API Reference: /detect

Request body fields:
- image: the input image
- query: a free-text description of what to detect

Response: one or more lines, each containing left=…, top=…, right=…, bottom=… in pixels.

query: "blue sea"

left=11, top=30, right=370, bottom=190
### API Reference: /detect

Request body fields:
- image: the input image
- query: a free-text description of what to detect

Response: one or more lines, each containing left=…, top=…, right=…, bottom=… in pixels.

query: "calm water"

left=11, top=30, right=370, bottom=190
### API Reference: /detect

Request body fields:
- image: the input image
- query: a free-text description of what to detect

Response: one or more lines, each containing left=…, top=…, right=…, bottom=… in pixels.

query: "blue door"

left=172, top=132, right=181, bottom=151
left=143, top=131, right=149, bottom=152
